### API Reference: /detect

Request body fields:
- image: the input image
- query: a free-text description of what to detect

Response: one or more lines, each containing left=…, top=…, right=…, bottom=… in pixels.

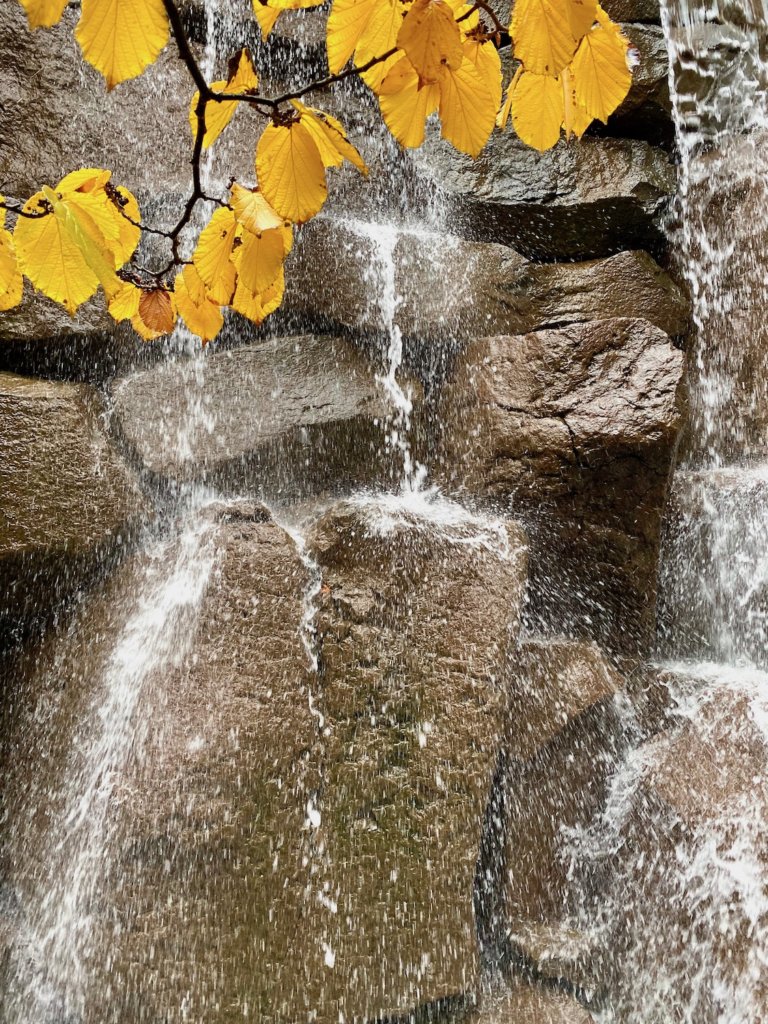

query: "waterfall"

left=564, top=3, right=768, bottom=1021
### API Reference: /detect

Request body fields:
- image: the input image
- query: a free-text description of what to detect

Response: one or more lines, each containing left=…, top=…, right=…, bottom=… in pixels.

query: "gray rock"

left=283, top=221, right=690, bottom=365
left=415, top=134, right=674, bottom=260
left=435, top=318, right=685, bottom=650
left=111, top=334, right=421, bottom=494
left=602, top=0, right=661, bottom=20
left=0, top=497, right=527, bottom=1023
left=0, top=372, right=148, bottom=640
left=467, top=979, right=596, bottom=1023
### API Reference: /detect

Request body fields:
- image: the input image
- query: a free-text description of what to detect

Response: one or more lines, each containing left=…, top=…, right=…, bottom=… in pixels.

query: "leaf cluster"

left=0, top=0, right=634, bottom=345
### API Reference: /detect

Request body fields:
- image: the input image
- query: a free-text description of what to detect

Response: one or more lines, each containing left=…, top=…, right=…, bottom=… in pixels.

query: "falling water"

left=566, top=2, right=768, bottom=1021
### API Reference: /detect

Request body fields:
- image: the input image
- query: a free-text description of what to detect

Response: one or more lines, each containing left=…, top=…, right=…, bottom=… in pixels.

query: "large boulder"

left=435, top=318, right=684, bottom=650
left=0, top=372, right=148, bottom=642
left=0, top=496, right=527, bottom=1023
left=111, top=334, right=422, bottom=495
left=282, top=221, right=690, bottom=368
left=415, top=134, right=675, bottom=260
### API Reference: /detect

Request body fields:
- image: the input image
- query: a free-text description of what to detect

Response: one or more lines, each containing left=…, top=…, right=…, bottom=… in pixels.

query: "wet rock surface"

left=435, top=318, right=684, bottom=650
left=111, top=334, right=417, bottom=495
left=283, top=221, right=689, bottom=356
left=415, top=134, right=674, bottom=260
left=0, top=373, right=147, bottom=642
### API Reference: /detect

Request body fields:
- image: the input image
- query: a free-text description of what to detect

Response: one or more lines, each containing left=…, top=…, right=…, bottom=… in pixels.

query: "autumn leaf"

left=190, top=48, right=259, bottom=149
left=291, top=102, right=369, bottom=174
left=497, top=65, right=522, bottom=129
left=511, top=0, right=596, bottom=76
left=232, top=226, right=285, bottom=294
left=108, top=280, right=142, bottom=321
left=75, top=0, right=169, bottom=90
left=378, top=56, right=440, bottom=148
left=231, top=267, right=285, bottom=325
left=256, top=120, right=328, bottom=223
left=252, top=0, right=324, bottom=40
left=439, top=55, right=497, bottom=157
left=511, top=70, right=564, bottom=150
left=0, top=227, right=23, bottom=313
left=174, top=265, right=224, bottom=344
left=132, top=287, right=176, bottom=339
left=18, top=0, right=68, bottom=29
left=327, top=0, right=382, bottom=74
left=568, top=7, right=631, bottom=122
left=561, top=65, right=592, bottom=138
left=192, top=207, right=238, bottom=305
left=463, top=37, right=503, bottom=117
left=398, top=0, right=463, bottom=83
left=356, top=0, right=404, bottom=92
left=230, top=184, right=287, bottom=234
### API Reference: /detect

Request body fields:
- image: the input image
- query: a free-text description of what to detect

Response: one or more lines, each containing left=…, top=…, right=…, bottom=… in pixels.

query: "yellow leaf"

left=511, top=70, right=564, bottom=150
left=357, top=0, right=403, bottom=92
left=463, top=37, right=502, bottom=116
left=253, top=2, right=280, bottom=38
left=231, top=268, right=285, bottom=325
left=18, top=0, right=68, bottom=28
left=190, top=49, right=258, bottom=149
left=256, top=120, right=327, bottom=223
left=108, top=280, right=142, bottom=321
left=497, top=64, right=522, bottom=128
left=14, top=188, right=113, bottom=315
left=327, top=0, right=382, bottom=74
left=174, top=265, right=223, bottom=344
left=511, top=0, right=596, bottom=76
left=569, top=8, right=630, bottom=122
left=0, top=229, right=23, bottom=313
left=561, top=65, right=592, bottom=138
left=281, top=223, right=294, bottom=255
left=378, top=56, right=440, bottom=148
left=438, top=54, right=496, bottom=157
left=76, top=0, right=169, bottom=90
left=397, top=0, right=463, bottom=83
left=230, top=184, right=287, bottom=234
left=291, top=102, right=369, bottom=174
left=192, top=207, right=238, bottom=305
left=134, top=287, right=176, bottom=339
left=232, top=227, right=285, bottom=294
left=445, top=0, right=480, bottom=33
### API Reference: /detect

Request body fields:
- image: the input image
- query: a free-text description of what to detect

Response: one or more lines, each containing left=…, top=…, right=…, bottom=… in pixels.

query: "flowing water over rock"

left=4, top=0, right=768, bottom=1021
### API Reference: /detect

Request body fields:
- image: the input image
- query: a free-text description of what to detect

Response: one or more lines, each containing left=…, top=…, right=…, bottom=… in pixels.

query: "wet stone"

left=435, top=318, right=684, bottom=652
left=0, top=372, right=148, bottom=641
left=111, top=334, right=421, bottom=496
left=466, top=979, right=596, bottom=1024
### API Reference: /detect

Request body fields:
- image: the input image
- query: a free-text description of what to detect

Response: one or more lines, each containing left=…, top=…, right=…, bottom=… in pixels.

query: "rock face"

left=0, top=373, right=147, bottom=641
left=111, top=335, right=419, bottom=494
left=283, top=221, right=689, bottom=360
left=467, top=980, right=596, bottom=1023
left=415, top=134, right=675, bottom=260
left=435, top=318, right=684, bottom=650
left=0, top=498, right=527, bottom=1023
left=500, top=640, right=624, bottom=929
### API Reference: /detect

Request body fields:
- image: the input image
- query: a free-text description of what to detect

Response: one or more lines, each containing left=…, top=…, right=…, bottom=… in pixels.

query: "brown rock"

left=283, top=222, right=690, bottom=358
left=415, top=134, right=674, bottom=260
left=111, top=334, right=420, bottom=494
left=501, top=640, right=625, bottom=925
left=435, top=318, right=685, bottom=650
left=1, top=496, right=527, bottom=1023
left=0, top=373, right=148, bottom=641
left=467, top=980, right=596, bottom=1024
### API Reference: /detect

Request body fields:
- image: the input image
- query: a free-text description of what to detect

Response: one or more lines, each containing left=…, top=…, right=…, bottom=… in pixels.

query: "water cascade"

left=1, top=0, right=766, bottom=1021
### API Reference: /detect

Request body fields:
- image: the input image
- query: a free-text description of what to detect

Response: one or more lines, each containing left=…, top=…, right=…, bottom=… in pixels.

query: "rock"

left=500, top=640, right=625, bottom=927
left=0, top=373, right=148, bottom=642
left=282, top=221, right=690, bottom=366
left=616, top=25, right=671, bottom=119
left=435, top=318, right=684, bottom=651
left=502, top=919, right=601, bottom=1000
left=467, top=979, right=596, bottom=1024
left=415, top=134, right=674, bottom=260
left=602, top=0, right=660, bottom=20
left=0, top=495, right=527, bottom=1023
left=577, top=668, right=768, bottom=1022
left=111, top=334, right=421, bottom=494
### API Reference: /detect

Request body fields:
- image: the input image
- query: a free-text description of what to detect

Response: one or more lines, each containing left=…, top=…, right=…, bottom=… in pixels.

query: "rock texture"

left=415, top=134, right=674, bottom=260
left=111, top=335, right=419, bottom=494
left=435, top=318, right=684, bottom=649
left=467, top=980, right=596, bottom=1024
left=500, top=640, right=624, bottom=928
left=0, top=373, right=147, bottom=641
left=283, top=222, right=689, bottom=361
left=1, top=498, right=527, bottom=1023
